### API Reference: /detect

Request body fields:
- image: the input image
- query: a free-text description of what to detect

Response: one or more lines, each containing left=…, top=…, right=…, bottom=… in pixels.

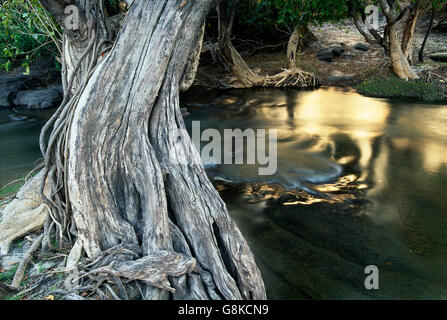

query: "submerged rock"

left=13, top=88, right=62, bottom=109
left=429, top=52, right=447, bottom=63
left=354, top=43, right=370, bottom=52
left=433, top=19, right=447, bottom=33
left=317, top=46, right=345, bottom=62
left=328, top=72, right=355, bottom=84
left=0, top=74, right=27, bottom=108
left=9, top=114, right=29, bottom=121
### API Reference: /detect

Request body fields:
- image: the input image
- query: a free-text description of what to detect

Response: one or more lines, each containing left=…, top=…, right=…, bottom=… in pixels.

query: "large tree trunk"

left=388, top=24, right=419, bottom=80
left=401, top=2, right=425, bottom=65
left=70, top=0, right=265, bottom=300
left=378, top=0, right=419, bottom=80
left=3, top=0, right=266, bottom=300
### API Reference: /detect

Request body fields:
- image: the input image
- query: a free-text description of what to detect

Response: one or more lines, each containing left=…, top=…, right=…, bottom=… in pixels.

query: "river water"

left=1, top=87, right=446, bottom=299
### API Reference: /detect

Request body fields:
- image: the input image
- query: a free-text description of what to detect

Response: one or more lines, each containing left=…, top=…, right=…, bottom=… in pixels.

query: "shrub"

left=354, top=75, right=447, bottom=103
left=0, top=0, right=62, bottom=72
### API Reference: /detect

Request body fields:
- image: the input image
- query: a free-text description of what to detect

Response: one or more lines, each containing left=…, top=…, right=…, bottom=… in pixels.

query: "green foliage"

left=431, top=0, right=447, bottom=10
left=355, top=75, right=447, bottom=102
left=0, top=265, right=18, bottom=284
left=246, top=0, right=349, bottom=32
left=104, top=0, right=122, bottom=16
left=6, top=292, right=25, bottom=300
left=0, top=0, right=62, bottom=72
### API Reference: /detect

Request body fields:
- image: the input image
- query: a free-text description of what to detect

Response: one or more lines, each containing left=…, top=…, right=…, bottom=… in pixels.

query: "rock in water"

left=0, top=74, right=27, bottom=108
left=354, top=43, right=370, bottom=52
left=429, top=53, right=447, bottom=63
left=316, top=46, right=345, bottom=62
left=328, top=72, right=355, bottom=84
left=13, top=88, right=62, bottom=109
left=433, top=19, right=447, bottom=33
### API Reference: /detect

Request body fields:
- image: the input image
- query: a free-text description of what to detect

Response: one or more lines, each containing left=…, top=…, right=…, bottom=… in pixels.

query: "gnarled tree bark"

left=350, top=0, right=420, bottom=80
left=3, top=0, right=266, bottom=300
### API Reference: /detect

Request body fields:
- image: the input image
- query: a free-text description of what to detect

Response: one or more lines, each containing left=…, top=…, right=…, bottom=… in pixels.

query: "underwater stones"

left=13, top=88, right=62, bottom=109
left=317, top=45, right=345, bottom=62
left=354, top=43, right=370, bottom=52
left=429, top=52, right=447, bottom=63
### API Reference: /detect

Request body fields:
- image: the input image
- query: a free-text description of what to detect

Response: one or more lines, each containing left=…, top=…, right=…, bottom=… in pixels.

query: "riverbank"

left=1, top=17, right=446, bottom=115
left=198, top=17, right=447, bottom=102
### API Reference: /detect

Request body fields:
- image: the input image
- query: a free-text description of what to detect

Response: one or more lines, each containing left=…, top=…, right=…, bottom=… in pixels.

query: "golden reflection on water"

left=235, top=88, right=447, bottom=215
left=260, top=88, right=391, bottom=186
left=200, top=87, right=447, bottom=220
left=258, top=87, right=447, bottom=184
left=391, top=106, right=447, bottom=174
left=189, top=88, right=447, bottom=299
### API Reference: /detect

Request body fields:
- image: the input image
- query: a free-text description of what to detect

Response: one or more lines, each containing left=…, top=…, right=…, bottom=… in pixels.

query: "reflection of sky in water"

left=183, top=87, right=447, bottom=195
left=184, top=87, right=392, bottom=189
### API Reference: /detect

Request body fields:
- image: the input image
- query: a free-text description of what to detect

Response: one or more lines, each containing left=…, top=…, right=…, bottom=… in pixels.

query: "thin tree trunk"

left=287, top=25, right=300, bottom=69
left=216, top=0, right=317, bottom=88
left=419, top=7, right=435, bottom=62
left=180, top=23, right=205, bottom=92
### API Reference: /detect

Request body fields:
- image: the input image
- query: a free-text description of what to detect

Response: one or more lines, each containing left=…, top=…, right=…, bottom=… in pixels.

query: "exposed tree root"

left=11, top=234, right=44, bottom=288
left=0, top=171, right=49, bottom=255
left=211, top=0, right=319, bottom=90
left=85, top=250, right=196, bottom=293
left=226, top=65, right=320, bottom=89
left=200, top=42, right=320, bottom=90
left=228, top=43, right=319, bottom=88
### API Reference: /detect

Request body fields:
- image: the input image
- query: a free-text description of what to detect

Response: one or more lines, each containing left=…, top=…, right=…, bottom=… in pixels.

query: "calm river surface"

left=1, top=87, right=446, bottom=299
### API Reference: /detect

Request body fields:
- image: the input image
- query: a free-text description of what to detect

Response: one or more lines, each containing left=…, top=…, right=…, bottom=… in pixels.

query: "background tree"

left=249, top=0, right=348, bottom=68
left=350, top=0, right=447, bottom=80
left=0, top=0, right=62, bottom=71
left=419, top=0, right=446, bottom=62
left=214, top=0, right=318, bottom=88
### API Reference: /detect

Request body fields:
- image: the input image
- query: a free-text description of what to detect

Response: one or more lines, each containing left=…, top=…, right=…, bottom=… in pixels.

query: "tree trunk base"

left=0, top=171, right=49, bottom=255
left=206, top=42, right=320, bottom=89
